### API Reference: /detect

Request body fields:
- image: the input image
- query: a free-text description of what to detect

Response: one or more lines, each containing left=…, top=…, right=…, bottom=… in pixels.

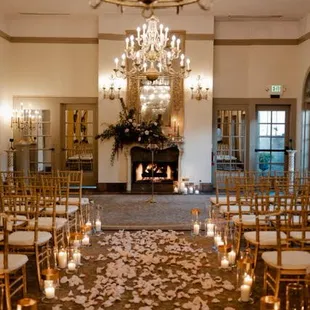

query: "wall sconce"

left=190, top=75, right=209, bottom=101
left=102, top=75, right=122, bottom=100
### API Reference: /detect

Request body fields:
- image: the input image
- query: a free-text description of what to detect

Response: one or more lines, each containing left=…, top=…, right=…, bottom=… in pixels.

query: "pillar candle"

left=189, top=186, right=194, bottom=194
left=67, top=261, right=76, bottom=271
left=82, top=235, right=90, bottom=246
left=243, top=274, right=253, bottom=287
left=228, top=249, right=236, bottom=265
left=45, top=286, right=55, bottom=299
left=193, top=223, right=200, bottom=235
left=58, top=250, right=67, bottom=269
left=221, top=257, right=229, bottom=268
left=95, top=220, right=102, bottom=232
left=73, top=250, right=81, bottom=265
left=240, top=284, right=251, bottom=302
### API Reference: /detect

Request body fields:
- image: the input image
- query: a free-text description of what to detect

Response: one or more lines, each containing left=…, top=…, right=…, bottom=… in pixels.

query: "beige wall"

left=10, top=43, right=98, bottom=97
left=213, top=45, right=298, bottom=98
left=0, top=37, right=12, bottom=170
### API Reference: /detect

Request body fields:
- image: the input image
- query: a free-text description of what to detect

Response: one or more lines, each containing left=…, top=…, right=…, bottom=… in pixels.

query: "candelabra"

left=102, top=75, right=122, bottom=100
left=113, top=15, right=191, bottom=82
left=11, top=103, right=42, bottom=144
left=190, top=75, right=209, bottom=101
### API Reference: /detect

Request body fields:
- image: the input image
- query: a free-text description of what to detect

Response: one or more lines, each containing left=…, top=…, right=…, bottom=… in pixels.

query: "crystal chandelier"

left=113, top=15, right=191, bottom=82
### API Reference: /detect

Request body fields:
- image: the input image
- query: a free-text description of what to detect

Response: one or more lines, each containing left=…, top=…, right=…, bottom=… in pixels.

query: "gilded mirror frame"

left=125, top=30, right=186, bottom=136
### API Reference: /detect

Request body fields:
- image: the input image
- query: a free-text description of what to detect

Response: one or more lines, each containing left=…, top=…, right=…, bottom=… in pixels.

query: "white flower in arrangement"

left=144, top=130, right=149, bottom=135
left=128, top=119, right=133, bottom=122
left=153, top=122, right=158, bottom=126
left=124, top=128, right=130, bottom=133
left=132, top=122, right=137, bottom=127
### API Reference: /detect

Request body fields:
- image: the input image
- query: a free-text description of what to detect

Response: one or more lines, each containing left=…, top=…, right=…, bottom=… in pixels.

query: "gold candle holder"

left=260, top=296, right=280, bottom=309
left=16, top=298, right=38, bottom=310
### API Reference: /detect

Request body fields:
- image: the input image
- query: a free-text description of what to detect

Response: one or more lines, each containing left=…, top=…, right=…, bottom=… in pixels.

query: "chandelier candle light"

left=113, top=16, right=191, bottom=82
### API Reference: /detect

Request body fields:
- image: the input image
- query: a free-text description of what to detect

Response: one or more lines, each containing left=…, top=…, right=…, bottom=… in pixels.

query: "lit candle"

left=183, top=187, right=188, bottom=195
left=240, top=284, right=251, bottom=302
left=73, top=239, right=80, bottom=248
left=214, top=235, right=222, bottom=247
left=195, top=189, right=199, bottom=195
left=73, top=250, right=81, bottom=265
left=137, top=26, right=141, bottom=40
left=114, top=58, right=119, bottom=70
left=67, top=260, right=76, bottom=271
left=173, top=186, right=179, bottom=193
left=193, top=223, right=200, bottom=235
left=82, top=234, right=90, bottom=246
left=57, top=249, right=67, bottom=269
left=121, top=53, right=126, bottom=67
left=45, top=286, right=55, bottom=299
left=217, top=240, right=224, bottom=247
left=125, top=37, right=129, bottom=49
left=186, top=58, right=190, bottom=70
left=177, top=38, right=180, bottom=50
left=180, top=54, right=184, bottom=67
left=221, top=257, right=229, bottom=268
left=228, top=249, right=236, bottom=265
left=243, top=274, right=253, bottom=287
left=207, top=223, right=215, bottom=237
left=95, top=219, right=102, bottom=232
left=188, top=186, right=194, bottom=194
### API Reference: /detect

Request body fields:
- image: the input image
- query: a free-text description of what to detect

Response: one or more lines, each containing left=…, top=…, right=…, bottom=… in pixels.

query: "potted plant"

left=258, top=152, right=271, bottom=171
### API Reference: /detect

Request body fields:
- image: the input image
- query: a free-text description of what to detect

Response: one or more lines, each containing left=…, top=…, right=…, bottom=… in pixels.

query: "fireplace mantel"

left=124, top=142, right=184, bottom=192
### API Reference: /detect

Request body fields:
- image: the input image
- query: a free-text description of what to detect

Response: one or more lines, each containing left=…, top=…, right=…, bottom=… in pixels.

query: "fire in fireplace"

left=135, top=162, right=174, bottom=182
left=131, top=146, right=179, bottom=190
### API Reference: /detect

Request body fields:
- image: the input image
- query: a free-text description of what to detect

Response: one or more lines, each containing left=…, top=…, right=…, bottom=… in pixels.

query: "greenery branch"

left=95, top=98, right=168, bottom=164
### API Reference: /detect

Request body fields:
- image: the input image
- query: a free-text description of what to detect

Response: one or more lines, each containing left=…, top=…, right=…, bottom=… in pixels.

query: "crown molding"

left=214, top=38, right=298, bottom=46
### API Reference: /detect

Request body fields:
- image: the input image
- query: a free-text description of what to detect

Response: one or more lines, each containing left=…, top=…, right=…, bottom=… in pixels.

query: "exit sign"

left=270, top=85, right=282, bottom=94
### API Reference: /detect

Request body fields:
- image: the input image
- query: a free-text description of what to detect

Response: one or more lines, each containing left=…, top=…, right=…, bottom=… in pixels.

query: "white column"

left=287, top=150, right=297, bottom=193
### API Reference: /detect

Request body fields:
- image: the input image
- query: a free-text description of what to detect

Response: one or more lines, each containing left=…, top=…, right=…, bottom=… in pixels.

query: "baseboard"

left=97, top=183, right=127, bottom=193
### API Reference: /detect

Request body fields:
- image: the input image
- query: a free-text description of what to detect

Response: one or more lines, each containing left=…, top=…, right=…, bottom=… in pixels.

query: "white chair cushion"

left=219, top=205, right=251, bottom=214
left=60, top=197, right=89, bottom=205
left=262, top=251, right=310, bottom=270
left=244, top=231, right=287, bottom=246
left=45, top=205, right=79, bottom=215
left=28, top=217, right=67, bottom=230
left=0, top=254, right=28, bottom=273
left=9, top=231, right=52, bottom=246
left=290, top=231, right=310, bottom=243
left=232, top=214, right=265, bottom=225
left=210, top=196, right=236, bottom=205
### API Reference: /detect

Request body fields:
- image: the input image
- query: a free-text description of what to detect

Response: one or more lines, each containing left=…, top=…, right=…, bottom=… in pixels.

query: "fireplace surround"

left=126, top=144, right=183, bottom=193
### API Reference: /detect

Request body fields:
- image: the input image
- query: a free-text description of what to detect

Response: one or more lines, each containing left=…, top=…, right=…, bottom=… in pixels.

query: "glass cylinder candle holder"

left=228, top=247, right=237, bottom=267
left=286, top=283, right=305, bottom=310
left=41, top=268, right=60, bottom=289
left=188, top=186, right=194, bottom=194
left=73, top=248, right=82, bottom=266
left=260, top=296, right=280, bottom=310
left=16, top=298, right=38, bottom=310
left=95, top=218, right=102, bottom=232
left=67, top=259, right=76, bottom=272
left=69, top=232, right=83, bottom=248
left=205, top=219, right=215, bottom=238
left=82, top=234, right=90, bottom=246
left=239, top=284, right=252, bottom=303
left=43, top=280, right=56, bottom=300
left=192, top=221, right=201, bottom=236
left=191, top=208, right=200, bottom=222
left=57, top=247, right=68, bottom=269
left=220, top=255, right=230, bottom=269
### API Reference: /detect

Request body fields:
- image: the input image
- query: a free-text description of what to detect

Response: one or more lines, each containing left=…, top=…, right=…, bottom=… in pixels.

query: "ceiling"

left=1, top=0, right=310, bottom=20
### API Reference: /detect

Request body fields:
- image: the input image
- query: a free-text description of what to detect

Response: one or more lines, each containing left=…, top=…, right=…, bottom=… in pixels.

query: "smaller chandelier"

left=11, top=103, right=42, bottom=144
left=113, top=16, right=191, bottom=82
left=190, top=75, right=209, bottom=100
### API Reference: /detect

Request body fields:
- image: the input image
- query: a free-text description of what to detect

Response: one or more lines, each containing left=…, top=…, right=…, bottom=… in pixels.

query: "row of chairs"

left=0, top=170, right=90, bottom=309
left=211, top=171, right=310, bottom=297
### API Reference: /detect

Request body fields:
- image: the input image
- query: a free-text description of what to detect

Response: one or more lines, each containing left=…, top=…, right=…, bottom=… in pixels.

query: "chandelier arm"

left=197, top=0, right=212, bottom=11
left=89, top=0, right=103, bottom=9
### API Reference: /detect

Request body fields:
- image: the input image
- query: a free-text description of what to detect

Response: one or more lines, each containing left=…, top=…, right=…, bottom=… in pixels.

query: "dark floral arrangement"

left=95, top=98, right=168, bottom=164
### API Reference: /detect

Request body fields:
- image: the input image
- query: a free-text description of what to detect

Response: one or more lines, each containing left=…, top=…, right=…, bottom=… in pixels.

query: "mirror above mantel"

left=126, top=75, right=184, bottom=138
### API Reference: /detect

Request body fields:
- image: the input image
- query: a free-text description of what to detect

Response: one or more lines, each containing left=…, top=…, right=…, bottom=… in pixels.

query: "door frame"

left=213, top=98, right=297, bottom=186
left=60, top=102, right=98, bottom=186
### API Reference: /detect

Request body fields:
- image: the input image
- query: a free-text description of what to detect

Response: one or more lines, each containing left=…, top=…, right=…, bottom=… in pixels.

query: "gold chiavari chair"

left=243, top=194, right=286, bottom=269
left=0, top=215, right=28, bottom=310
left=261, top=205, right=310, bottom=297
left=44, top=175, right=78, bottom=231
left=57, top=170, right=90, bottom=225
left=6, top=194, right=52, bottom=286
left=27, top=176, right=67, bottom=248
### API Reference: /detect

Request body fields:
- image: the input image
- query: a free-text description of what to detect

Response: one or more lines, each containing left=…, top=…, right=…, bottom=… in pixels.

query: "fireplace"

left=131, top=146, right=179, bottom=192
